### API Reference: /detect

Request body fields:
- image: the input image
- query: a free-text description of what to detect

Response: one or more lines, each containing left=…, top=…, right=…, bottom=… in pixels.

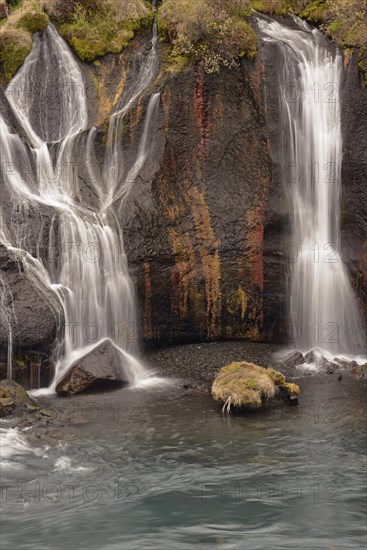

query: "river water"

left=1, top=358, right=366, bottom=549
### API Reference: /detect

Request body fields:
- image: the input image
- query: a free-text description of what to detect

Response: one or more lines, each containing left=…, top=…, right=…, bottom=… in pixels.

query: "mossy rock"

left=212, top=361, right=300, bottom=412
left=0, top=27, right=32, bottom=80
left=55, top=0, right=153, bottom=62
left=0, top=379, right=39, bottom=416
left=16, top=10, right=49, bottom=33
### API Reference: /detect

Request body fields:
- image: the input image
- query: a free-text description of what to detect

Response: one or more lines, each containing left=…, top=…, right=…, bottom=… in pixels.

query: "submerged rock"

left=211, top=362, right=299, bottom=413
left=55, top=340, right=130, bottom=396
left=0, top=379, right=39, bottom=416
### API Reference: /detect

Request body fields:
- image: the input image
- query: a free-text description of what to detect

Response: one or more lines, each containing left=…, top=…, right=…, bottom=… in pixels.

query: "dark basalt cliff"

left=0, top=20, right=366, bottom=371
left=340, top=52, right=367, bottom=322
left=122, top=55, right=277, bottom=345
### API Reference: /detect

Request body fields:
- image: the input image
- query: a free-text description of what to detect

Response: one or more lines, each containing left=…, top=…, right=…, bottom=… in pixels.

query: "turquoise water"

left=1, top=374, right=366, bottom=549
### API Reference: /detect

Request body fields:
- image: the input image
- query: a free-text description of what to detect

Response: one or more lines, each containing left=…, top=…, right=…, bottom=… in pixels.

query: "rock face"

left=55, top=339, right=130, bottom=395
left=340, top=52, right=367, bottom=325
left=1, top=17, right=366, bottom=368
left=121, top=53, right=279, bottom=345
left=211, top=361, right=300, bottom=412
left=0, top=245, right=64, bottom=362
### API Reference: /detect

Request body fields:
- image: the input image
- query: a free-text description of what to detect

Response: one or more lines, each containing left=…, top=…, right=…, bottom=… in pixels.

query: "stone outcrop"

left=340, top=51, right=367, bottom=324
left=0, top=378, right=39, bottom=416
left=121, top=53, right=277, bottom=345
left=0, top=15, right=366, bottom=370
left=55, top=339, right=130, bottom=395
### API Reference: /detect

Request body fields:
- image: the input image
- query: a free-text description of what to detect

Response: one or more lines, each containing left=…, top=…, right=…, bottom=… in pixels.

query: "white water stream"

left=259, top=17, right=366, bottom=359
left=0, top=9, right=161, bottom=391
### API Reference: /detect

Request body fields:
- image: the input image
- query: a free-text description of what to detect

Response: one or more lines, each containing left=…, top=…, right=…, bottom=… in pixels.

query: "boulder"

left=212, top=361, right=300, bottom=413
left=282, top=350, right=304, bottom=367
left=55, top=339, right=130, bottom=396
left=0, top=379, right=39, bottom=416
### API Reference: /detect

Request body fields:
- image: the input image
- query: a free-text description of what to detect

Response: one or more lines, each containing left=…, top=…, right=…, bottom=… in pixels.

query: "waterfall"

left=259, top=17, right=366, bottom=358
left=1, top=8, right=161, bottom=390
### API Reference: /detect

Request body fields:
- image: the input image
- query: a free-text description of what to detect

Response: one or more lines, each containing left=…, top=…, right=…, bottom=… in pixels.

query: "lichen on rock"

left=0, top=379, right=39, bottom=416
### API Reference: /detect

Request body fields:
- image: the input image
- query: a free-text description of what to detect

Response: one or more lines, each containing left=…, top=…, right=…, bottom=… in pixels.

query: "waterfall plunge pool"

left=1, top=342, right=366, bottom=550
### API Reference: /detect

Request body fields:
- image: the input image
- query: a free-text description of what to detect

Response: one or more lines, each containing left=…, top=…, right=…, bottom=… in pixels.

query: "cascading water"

left=259, top=17, right=366, bottom=359
left=0, top=6, right=161, bottom=391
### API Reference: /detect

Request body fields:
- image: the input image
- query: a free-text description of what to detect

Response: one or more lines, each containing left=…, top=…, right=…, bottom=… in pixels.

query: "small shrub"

left=55, top=0, right=153, bottom=61
left=0, top=27, right=32, bottom=80
left=17, top=10, right=49, bottom=33
left=159, top=0, right=257, bottom=73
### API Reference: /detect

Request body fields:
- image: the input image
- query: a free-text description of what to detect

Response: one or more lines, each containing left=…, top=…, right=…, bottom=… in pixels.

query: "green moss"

left=54, top=1, right=153, bottom=62
left=300, top=2, right=328, bottom=24
left=328, top=19, right=340, bottom=33
left=0, top=28, right=32, bottom=81
left=17, top=10, right=49, bottom=33
left=7, top=0, right=23, bottom=11
left=250, top=0, right=288, bottom=15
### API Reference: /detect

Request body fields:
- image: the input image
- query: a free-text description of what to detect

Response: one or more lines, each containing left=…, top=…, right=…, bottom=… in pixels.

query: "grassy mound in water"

left=212, top=361, right=299, bottom=413
left=47, top=0, right=153, bottom=62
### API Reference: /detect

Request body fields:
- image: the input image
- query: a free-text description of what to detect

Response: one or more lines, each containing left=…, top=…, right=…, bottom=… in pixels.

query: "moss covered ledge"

left=46, top=0, right=154, bottom=62
left=212, top=361, right=300, bottom=413
left=0, top=1, right=49, bottom=82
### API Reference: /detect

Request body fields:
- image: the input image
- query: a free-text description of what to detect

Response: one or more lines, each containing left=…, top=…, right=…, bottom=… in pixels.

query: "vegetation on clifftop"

left=0, top=0, right=366, bottom=84
left=253, top=0, right=367, bottom=84
left=47, top=0, right=153, bottom=62
left=0, top=1, right=49, bottom=82
left=158, top=0, right=257, bottom=74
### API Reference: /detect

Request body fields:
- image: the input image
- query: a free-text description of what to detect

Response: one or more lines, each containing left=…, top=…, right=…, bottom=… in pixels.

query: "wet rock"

left=0, top=379, right=39, bottom=416
left=0, top=245, right=64, bottom=361
left=120, top=56, right=278, bottom=346
left=351, top=363, right=367, bottom=379
left=340, top=51, right=367, bottom=326
left=55, top=340, right=130, bottom=396
left=282, top=351, right=304, bottom=367
left=212, top=361, right=299, bottom=413
left=304, top=350, right=320, bottom=364
left=326, top=364, right=335, bottom=375
left=333, top=358, right=359, bottom=369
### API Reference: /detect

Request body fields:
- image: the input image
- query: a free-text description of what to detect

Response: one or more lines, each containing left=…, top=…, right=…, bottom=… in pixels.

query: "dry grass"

left=212, top=362, right=277, bottom=411
left=212, top=361, right=300, bottom=412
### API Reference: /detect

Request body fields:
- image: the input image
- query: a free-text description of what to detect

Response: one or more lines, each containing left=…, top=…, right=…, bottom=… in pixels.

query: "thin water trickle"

left=259, top=17, right=366, bottom=358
